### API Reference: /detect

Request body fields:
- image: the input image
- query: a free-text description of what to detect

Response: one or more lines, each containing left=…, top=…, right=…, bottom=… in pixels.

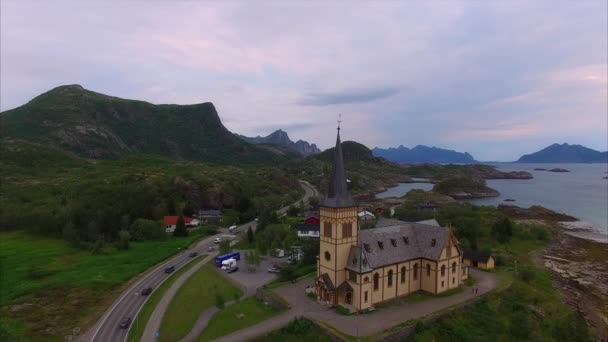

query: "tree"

left=173, top=214, right=188, bottom=237
left=247, top=226, right=254, bottom=244
left=280, top=265, right=297, bottom=282
left=167, top=197, right=177, bottom=216
left=492, top=217, right=513, bottom=243
left=182, top=201, right=195, bottom=217
left=62, top=221, right=79, bottom=247
left=287, top=205, right=299, bottom=217
left=130, top=218, right=164, bottom=241
left=120, top=214, right=130, bottom=231
left=308, top=196, right=319, bottom=207
left=219, top=240, right=231, bottom=255
left=117, top=230, right=130, bottom=250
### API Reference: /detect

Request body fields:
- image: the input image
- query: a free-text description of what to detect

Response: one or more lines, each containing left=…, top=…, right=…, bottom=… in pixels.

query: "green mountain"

left=0, top=85, right=288, bottom=164
left=516, top=143, right=607, bottom=163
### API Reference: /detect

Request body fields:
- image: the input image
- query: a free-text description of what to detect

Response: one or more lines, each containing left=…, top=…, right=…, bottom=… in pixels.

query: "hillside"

left=0, top=85, right=288, bottom=164
left=516, top=143, right=607, bottom=163
left=237, top=129, right=320, bottom=156
left=372, top=145, right=476, bottom=163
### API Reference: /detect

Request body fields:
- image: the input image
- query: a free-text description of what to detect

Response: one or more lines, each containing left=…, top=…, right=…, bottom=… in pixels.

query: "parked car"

left=119, top=317, right=132, bottom=329
left=141, top=287, right=153, bottom=296
left=164, top=266, right=175, bottom=274
left=227, top=266, right=239, bottom=273
left=189, top=252, right=198, bottom=258
left=267, top=267, right=281, bottom=273
left=207, top=246, right=215, bottom=252
left=213, top=238, right=222, bottom=244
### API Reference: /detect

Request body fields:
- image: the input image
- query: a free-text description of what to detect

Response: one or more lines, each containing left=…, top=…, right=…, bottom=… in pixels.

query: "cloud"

left=297, top=86, right=402, bottom=106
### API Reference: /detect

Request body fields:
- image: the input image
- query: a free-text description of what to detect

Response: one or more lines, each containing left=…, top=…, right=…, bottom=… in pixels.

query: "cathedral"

left=315, top=128, right=468, bottom=311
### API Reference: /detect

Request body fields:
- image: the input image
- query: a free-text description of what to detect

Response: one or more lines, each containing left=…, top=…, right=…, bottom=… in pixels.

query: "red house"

left=163, top=216, right=196, bottom=233
left=304, top=216, right=320, bottom=225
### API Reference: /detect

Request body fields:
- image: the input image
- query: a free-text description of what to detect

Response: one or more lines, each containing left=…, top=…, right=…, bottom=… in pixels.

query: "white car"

left=213, top=238, right=222, bottom=244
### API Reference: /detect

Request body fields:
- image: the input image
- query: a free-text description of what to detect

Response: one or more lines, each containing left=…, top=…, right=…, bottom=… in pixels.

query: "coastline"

left=559, top=221, right=608, bottom=244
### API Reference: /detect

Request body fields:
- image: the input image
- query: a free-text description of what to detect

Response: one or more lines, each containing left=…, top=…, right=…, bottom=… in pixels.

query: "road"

left=82, top=180, right=317, bottom=342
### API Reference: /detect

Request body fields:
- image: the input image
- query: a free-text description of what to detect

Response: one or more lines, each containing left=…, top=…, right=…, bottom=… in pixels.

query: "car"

left=207, top=246, right=215, bottom=252
left=213, top=238, right=222, bottom=244
left=189, top=252, right=198, bottom=258
left=141, top=287, right=153, bottom=296
left=164, top=266, right=175, bottom=274
left=119, top=317, right=132, bottom=329
left=267, top=267, right=281, bottom=273
left=227, top=266, right=239, bottom=273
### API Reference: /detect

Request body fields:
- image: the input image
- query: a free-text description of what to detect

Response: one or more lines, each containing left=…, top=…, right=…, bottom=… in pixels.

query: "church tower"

left=316, top=125, right=358, bottom=304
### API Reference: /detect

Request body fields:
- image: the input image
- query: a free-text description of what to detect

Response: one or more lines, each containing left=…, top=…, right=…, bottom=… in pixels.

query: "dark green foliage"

left=129, top=219, right=164, bottom=241
left=117, top=230, right=130, bottom=250
left=173, top=215, right=188, bottom=237
left=215, top=293, right=225, bottom=309
left=279, top=265, right=296, bottom=282
left=1, top=85, right=290, bottom=164
left=492, top=217, right=513, bottom=243
left=255, top=224, right=297, bottom=255
left=287, top=205, right=299, bottom=216
left=308, top=196, right=319, bottom=207
left=518, top=267, right=536, bottom=283
left=433, top=176, right=492, bottom=195
left=167, top=197, right=177, bottom=216
left=182, top=201, right=195, bottom=217
left=218, top=240, right=231, bottom=255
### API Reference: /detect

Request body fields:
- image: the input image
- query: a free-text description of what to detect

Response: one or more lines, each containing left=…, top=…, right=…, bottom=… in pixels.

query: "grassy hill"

left=1, top=85, right=288, bottom=164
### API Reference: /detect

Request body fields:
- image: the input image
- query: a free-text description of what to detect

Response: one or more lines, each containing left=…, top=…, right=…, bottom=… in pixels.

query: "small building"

left=462, top=251, right=495, bottom=270
left=296, top=223, right=320, bottom=238
left=357, top=210, right=376, bottom=222
left=416, top=202, right=439, bottom=212
left=198, top=209, right=222, bottom=223
left=304, top=214, right=321, bottom=225
left=164, top=216, right=197, bottom=233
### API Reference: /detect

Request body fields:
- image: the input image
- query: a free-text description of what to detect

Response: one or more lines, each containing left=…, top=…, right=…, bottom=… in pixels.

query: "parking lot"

left=220, top=252, right=283, bottom=295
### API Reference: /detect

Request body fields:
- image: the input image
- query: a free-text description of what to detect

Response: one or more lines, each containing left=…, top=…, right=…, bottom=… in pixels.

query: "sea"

left=375, top=163, right=608, bottom=238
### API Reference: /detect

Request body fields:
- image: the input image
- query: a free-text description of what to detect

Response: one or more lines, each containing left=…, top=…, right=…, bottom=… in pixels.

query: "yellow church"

left=315, top=128, right=468, bottom=311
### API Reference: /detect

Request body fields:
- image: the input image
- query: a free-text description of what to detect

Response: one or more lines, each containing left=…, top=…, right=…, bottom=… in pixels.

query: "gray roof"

left=322, top=129, right=355, bottom=208
left=317, top=273, right=335, bottom=290
left=345, top=246, right=373, bottom=273
left=356, top=221, right=451, bottom=269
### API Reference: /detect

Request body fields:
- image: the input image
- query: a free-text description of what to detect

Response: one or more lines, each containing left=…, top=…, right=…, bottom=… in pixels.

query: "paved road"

left=82, top=180, right=317, bottom=342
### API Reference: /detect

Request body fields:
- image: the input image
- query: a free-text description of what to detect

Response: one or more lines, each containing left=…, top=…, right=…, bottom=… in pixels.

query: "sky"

left=1, top=1, right=607, bottom=161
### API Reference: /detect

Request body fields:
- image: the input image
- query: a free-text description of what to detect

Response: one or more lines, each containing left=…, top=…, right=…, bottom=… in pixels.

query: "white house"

left=296, top=223, right=320, bottom=238
left=357, top=210, right=376, bottom=222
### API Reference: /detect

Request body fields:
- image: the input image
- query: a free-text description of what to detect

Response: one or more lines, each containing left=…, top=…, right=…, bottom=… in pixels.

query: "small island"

left=548, top=168, right=570, bottom=173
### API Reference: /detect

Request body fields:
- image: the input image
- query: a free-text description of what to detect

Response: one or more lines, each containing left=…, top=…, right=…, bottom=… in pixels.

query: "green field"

left=158, top=264, right=243, bottom=342
left=252, top=318, right=334, bottom=342
left=127, top=255, right=206, bottom=342
left=197, top=297, right=279, bottom=341
left=0, top=230, right=205, bottom=341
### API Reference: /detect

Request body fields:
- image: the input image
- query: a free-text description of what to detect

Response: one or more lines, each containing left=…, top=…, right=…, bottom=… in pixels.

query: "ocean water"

left=376, top=163, right=608, bottom=234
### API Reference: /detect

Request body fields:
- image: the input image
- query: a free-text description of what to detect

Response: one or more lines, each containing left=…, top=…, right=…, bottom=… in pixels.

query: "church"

left=315, top=127, right=468, bottom=311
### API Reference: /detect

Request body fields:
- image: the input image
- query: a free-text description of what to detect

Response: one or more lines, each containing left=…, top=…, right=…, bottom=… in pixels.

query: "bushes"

left=518, top=267, right=536, bottom=283
left=129, top=219, right=164, bottom=241
left=336, top=305, right=350, bottom=315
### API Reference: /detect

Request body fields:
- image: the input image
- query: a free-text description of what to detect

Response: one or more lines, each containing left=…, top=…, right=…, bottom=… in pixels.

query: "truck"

left=214, top=251, right=241, bottom=267
left=221, top=258, right=237, bottom=271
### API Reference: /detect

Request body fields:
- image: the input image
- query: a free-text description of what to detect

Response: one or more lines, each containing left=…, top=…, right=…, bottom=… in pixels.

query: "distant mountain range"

left=372, top=145, right=476, bottom=164
left=516, top=143, right=608, bottom=163
left=237, top=129, right=320, bottom=156
left=0, top=85, right=288, bottom=164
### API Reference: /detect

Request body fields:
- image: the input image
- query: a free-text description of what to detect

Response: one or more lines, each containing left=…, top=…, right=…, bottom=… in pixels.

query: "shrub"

left=531, top=226, right=549, bottom=241
left=518, top=267, right=536, bottom=283
left=215, top=293, right=225, bottom=309
left=336, top=305, right=350, bottom=315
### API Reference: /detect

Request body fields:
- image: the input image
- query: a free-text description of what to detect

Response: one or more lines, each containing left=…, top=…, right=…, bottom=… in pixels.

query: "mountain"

left=0, top=85, right=288, bottom=164
left=516, top=143, right=608, bottom=163
left=237, top=129, right=320, bottom=156
left=372, top=145, right=476, bottom=163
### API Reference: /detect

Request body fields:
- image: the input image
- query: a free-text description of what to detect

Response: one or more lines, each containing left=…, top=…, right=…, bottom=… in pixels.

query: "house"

left=315, top=128, right=467, bottom=311
left=163, top=216, right=198, bottom=233
left=304, top=212, right=321, bottom=225
left=305, top=205, right=320, bottom=219
left=198, top=209, right=222, bottom=223
left=416, top=202, right=439, bottom=212
left=462, top=251, right=495, bottom=270
left=296, top=223, right=320, bottom=238
left=357, top=210, right=376, bottom=222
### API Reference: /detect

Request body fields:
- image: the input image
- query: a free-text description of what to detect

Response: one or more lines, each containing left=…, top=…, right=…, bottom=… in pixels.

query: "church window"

left=441, top=281, right=444, bottom=287
left=363, top=276, right=369, bottom=283
left=452, top=278, right=455, bottom=284
left=373, top=273, right=379, bottom=290
left=388, top=270, right=393, bottom=287
left=400, top=266, right=406, bottom=283
left=323, top=222, right=332, bottom=238
left=342, top=222, right=352, bottom=238
left=441, top=265, right=446, bottom=276
left=413, top=263, right=419, bottom=280
left=427, top=264, right=431, bottom=277
left=363, top=243, right=371, bottom=252
left=364, top=291, right=368, bottom=302
left=349, top=270, right=357, bottom=282
left=402, top=236, right=409, bottom=245
left=377, top=241, right=384, bottom=250
left=452, top=262, right=457, bottom=274
left=390, top=238, right=397, bottom=247
left=324, top=251, right=331, bottom=261
left=431, top=238, right=436, bottom=247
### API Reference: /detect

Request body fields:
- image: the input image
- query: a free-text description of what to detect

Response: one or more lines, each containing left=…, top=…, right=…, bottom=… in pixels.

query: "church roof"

left=354, top=221, right=451, bottom=270
left=345, top=246, right=373, bottom=273
left=322, top=128, right=355, bottom=208
left=317, top=273, right=335, bottom=290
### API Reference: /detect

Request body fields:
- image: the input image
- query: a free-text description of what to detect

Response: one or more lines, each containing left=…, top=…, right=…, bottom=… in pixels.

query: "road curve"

left=82, top=181, right=317, bottom=342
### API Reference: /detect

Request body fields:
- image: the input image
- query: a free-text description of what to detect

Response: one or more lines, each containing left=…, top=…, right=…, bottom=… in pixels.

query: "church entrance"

left=345, top=292, right=352, bottom=304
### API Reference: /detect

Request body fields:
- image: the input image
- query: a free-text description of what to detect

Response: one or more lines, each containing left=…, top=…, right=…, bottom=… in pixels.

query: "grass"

left=252, top=318, right=335, bottom=342
left=0, top=230, right=205, bottom=341
left=127, top=255, right=205, bottom=342
left=158, top=264, right=242, bottom=342
left=196, top=297, right=279, bottom=341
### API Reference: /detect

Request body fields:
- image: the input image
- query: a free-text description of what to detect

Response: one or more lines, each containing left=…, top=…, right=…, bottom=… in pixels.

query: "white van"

left=221, top=258, right=237, bottom=271
left=228, top=225, right=238, bottom=233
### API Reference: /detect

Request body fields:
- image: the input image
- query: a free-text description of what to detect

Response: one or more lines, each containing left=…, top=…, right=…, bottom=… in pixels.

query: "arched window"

left=324, top=251, right=331, bottom=261
left=413, top=263, right=418, bottom=280
left=452, top=262, right=457, bottom=274
left=400, top=267, right=406, bottom=284
left=427, top=264, right=431, bottom=277
left=373, top=273, right=380, bottom=290
left=363, top=276, right=369, bottom=283
left=388, top=270, right=393, bottom=287
left=441, top=265, right=446, bottom=276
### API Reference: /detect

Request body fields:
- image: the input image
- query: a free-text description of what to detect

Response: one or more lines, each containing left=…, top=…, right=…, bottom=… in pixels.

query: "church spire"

left=322, top=118, right=354, bottom=208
